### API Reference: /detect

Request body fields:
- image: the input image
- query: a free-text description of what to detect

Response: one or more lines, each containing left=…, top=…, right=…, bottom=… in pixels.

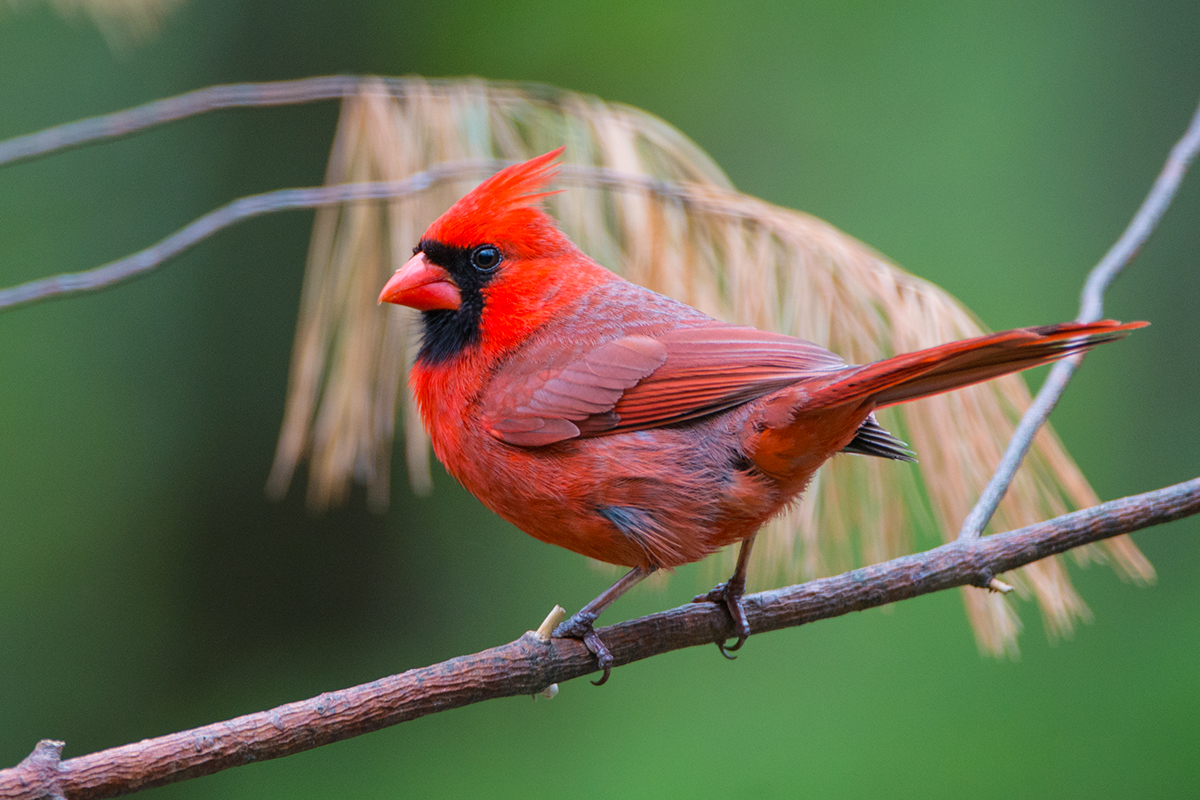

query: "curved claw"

left=717, top=633, right=748, bottom=658
left=582, top=628, right=613, bottom=685
left=697, top=579, right=752, bottom=657
left=554, top=611, right=614, bottom=686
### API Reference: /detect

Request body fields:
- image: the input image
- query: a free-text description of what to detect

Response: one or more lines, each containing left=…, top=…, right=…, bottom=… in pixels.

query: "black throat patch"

left=415, top=240, right=497, bottom=365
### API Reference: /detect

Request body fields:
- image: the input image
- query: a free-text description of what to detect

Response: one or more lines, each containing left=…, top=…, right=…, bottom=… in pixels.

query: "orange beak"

left=378, top=252, right=462, bottom=310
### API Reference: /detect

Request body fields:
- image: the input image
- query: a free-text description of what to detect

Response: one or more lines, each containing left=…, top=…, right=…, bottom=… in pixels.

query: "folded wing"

left=482, top=325, right=847, bottom=446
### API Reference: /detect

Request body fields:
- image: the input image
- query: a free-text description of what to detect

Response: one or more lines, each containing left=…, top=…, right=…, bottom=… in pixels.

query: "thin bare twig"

left=0, top=76, right=583, bottom=170
left=1, top=477, right=1196, bottom=800
left=0, top=167, right=474, bottom=312
left=0, top=77, right=361, bottom=168
left=0, top=163, right=755, bottom=313
left=957, top=97, right=1200, bottom=540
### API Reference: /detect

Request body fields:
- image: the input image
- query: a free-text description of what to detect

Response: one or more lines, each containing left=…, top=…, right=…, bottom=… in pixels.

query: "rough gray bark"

left=2, top=477, right=1196, bottom=800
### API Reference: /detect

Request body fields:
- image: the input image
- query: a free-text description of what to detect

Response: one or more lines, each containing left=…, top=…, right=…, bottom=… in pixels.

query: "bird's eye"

left=470, top=245, right=502, bottom=272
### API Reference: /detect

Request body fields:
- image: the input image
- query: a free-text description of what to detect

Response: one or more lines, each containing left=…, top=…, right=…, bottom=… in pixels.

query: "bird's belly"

left=441, top=420, right=786, bottom=569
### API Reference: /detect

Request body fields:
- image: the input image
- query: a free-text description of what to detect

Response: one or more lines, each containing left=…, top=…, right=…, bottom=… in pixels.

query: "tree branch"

left=0, top=76, right=585, bottom=170
left=957, top=96, right=1200, bottom=540
left=0, top=161, right=736, bottom=313
left=0, top=77, right=362, bottom=168
left=1, top=478, right=1196, bottom=800
left=0, top=165, right=485, bottom=312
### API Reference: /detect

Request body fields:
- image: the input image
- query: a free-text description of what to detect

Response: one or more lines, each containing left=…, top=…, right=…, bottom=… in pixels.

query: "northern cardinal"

left=379, top=148, right=1144, bottom=682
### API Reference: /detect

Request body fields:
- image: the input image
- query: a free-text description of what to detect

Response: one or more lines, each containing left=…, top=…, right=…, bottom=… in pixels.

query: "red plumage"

left=379, top=149, right=1145, bottom=678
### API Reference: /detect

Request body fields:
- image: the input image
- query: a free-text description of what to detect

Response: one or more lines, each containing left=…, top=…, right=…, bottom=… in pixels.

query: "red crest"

left=423, top=147, right=570, bottom=258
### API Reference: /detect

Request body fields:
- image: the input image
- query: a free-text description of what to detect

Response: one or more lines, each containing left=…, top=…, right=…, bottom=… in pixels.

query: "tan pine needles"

left=268, top=78, right=1152, bottom=655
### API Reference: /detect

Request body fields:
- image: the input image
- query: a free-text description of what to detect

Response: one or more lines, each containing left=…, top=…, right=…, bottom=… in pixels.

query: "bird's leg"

left=694, top=534, right=756, bottom=658
left=553, top=565, right=653, bottom=685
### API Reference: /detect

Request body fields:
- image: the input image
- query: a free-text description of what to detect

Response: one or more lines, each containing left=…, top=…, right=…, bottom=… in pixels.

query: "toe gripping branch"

left=553, top=611, right=614, bottom=685
left=695, top=534, right=756, bottom=657
left=694, top=575, right=751, bottom=658
left=550, top=565, right=653, bottom=686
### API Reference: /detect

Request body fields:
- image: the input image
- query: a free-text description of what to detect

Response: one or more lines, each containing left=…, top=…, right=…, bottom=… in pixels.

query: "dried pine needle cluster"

left=268, top=77, right=1153, bottom=656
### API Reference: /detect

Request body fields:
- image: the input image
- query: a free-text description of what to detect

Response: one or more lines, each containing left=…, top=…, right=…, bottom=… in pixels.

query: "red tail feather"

left=811, top=320, right=1147, bottom=409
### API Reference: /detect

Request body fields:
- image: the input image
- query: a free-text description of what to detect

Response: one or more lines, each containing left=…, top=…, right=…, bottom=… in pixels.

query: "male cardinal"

left=379, top=148, right=1143, bottom=683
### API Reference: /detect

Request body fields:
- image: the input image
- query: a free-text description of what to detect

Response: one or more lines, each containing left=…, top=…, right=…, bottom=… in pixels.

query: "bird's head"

left=379, top=147, right=607, bottom=364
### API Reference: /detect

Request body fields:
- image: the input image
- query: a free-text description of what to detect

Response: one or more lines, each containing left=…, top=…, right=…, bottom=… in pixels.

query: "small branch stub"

left=987, top=577, right=1015, bottom=594
left=533, top=606, right=567, bottom=698
left=534, top=605, right=567, bottom=640
left=13, top=739, right=66, bottom=800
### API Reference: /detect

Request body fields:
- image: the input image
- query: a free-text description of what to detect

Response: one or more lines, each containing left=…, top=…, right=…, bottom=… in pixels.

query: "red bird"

left=379, top=148, right=1144, bottom=682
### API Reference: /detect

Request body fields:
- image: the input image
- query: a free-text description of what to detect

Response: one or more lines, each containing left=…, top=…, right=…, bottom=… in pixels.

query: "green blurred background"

left=1, top=1, right=1197, bottom=798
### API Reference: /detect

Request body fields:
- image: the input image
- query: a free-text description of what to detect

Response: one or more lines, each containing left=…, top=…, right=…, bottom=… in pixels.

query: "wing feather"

left=608, top=327, right=845, bottom=430
left=483, top=324, right=847, bottom=447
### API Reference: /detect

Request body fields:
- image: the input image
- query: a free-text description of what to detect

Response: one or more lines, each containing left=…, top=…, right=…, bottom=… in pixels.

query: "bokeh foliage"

left=0, top=2, right=1197, bottom=798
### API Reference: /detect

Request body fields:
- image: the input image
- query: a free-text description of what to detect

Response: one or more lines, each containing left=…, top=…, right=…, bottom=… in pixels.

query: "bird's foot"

left=552, top=611, right=614, bottom=685
left=694, top=578, right=751, bottom=659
